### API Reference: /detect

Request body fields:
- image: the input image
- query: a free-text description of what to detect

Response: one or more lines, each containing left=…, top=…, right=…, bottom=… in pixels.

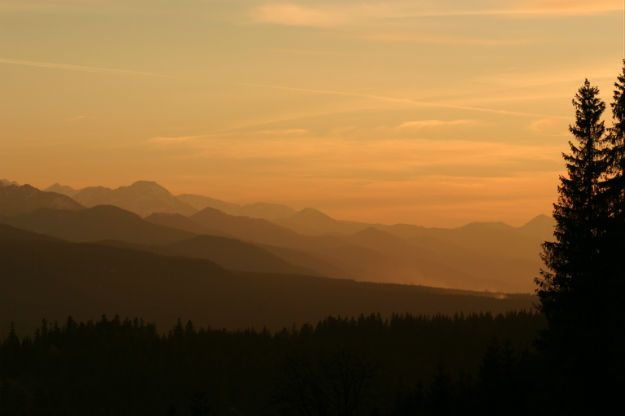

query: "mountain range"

left=2, top=179, right=555, bottom=292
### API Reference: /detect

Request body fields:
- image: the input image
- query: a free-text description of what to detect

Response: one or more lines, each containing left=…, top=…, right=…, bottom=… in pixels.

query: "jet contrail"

left=0, top=57, right=170, bottom=78
left=241, top=83, right=568, bottom=119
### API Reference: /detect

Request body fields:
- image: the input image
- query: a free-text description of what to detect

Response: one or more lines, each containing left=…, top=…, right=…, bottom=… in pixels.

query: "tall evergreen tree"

left=538, top=80, right=607, bottom=330
left=608, top=60, right=625, bottom=210
left=538, top=78, right=624, bottom=411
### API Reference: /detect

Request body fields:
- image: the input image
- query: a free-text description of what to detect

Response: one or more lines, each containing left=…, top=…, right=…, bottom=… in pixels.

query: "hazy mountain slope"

left=45, top=183, right=78, bottom=197
left=261, top=244, right=348, bottom=278
left=177, top=193, right=240, bottom=213
left=0, top=232, right=535, bottom=334
left=518, top=214, right=555, bottom=242
left=145, top=212, right=218, bottom=235
left=277, top=208, right=368, bottom=235
left=0, top=224, right=57, bottom=242
left=146, top=212, right=349, bottom=278
left=152, top=207, right=535, bottom=291
left=344, top=227, right=500, bottom=290
left=188, top=208, right=407, bottom=282
left=272, top=207, right=551, bottom=292
left=379, top=223, right=542, bottom=292
left=156, top=235, right=315, bottom=275
left=0, top=183, right=83, bottom=216
left=2, top=206, right=193, bottom=245
left=190, top=207, right=302, bottom=247
left=0, top=179, right=18, bottom=186
left=2, top=205, right=327, bottom=278
left=237, top=202, right=296, bottom=220
left=178, top=194, right=296, bottom=221
left=73, top=181, right=196, bottom=216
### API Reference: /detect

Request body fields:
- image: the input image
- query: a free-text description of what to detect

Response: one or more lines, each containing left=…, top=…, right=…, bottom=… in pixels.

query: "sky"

left=0, top=0, right=623, bottom=227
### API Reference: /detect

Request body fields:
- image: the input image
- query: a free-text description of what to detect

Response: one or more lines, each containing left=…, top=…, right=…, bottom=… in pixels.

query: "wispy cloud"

left=483, top=60, right=620, bottom=88
left=146, top=135, right=205, bottom=146
left=252, top=3, right=348, bottom=27
left=251, top=1, right=622, bottom=28
left=529, top=117, right=569, bottom=137
left=0, top=57, right=168, bottom=78
left=364, top=33, right=531, bottom=47
left=397, top=119, right=481, bottom=130
left=242, top=83, right=567, bottom=119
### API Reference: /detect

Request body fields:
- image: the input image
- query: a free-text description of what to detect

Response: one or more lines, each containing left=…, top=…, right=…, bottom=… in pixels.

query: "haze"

left=1, top=0, right=622, bottom=226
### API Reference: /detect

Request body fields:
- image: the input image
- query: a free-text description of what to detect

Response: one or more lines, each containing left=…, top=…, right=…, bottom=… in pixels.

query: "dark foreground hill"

left=0, top=225, right=533, bottom=335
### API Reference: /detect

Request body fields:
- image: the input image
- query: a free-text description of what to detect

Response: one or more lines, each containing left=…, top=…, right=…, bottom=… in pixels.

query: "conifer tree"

left=538, top=80, right=607, bottom=328
left=608, top=60, right=625, bottom=210
left=537, top=79, right=624, bottom=411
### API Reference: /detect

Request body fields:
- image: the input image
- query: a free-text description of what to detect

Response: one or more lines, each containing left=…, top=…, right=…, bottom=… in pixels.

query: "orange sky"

left=1, top=0, right=623, bottom=226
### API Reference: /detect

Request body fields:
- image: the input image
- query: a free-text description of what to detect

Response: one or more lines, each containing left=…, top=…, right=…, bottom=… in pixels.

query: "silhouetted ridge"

left=0, top=224, right=57, bottom=242
left=73, top=181, right=196, bottom=216
left=277, top=207, right=368, bottom=235
left=45, top=183, right=78, bottom=197
left=190, top=207, right=300, bottom=246
left=145, top=212, right=212, bottom=234
left=158, top=235, right=313, bottom=275
left=0, top=235, right=535, bottom=335
left=2, top=206, right=193, bottom=245
left=0, top=183, right=83, bottom=216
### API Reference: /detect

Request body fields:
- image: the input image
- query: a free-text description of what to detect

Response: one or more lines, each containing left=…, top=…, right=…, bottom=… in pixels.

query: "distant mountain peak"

left=0, top=178, right=18, bottom=187
left=45, top=183, right=78, bottom=196
left=296, top=208, right=334, bottom=220
left=127, top=180, right=170, bottom=194
left=72, top=180, right=195, bottom=217
left=521, top=214, right=553, bottom=228
left=0, top=183, right=83, bottom=216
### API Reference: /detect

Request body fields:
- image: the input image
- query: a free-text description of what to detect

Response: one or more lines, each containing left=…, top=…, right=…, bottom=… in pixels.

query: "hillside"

left=1, top=205, right=193, bottom=245
left=0, top=226, right=534, bottom=334
left=155, top=235, right=315, bottom=275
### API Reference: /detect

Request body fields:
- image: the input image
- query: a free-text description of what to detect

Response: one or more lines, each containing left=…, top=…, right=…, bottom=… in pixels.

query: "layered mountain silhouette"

left=0, top=183, right=83, bottom=216
left=55, top=181, right=197, bottom=216
left=3, top=180, right=555, bottom=292
left=0, top=206, right=319, bottom=276
left=3, top=205, right=192, bottom=245
left=45, top=182, right=79, bottom=197
left=0, top=178, right=18, bottom=186
left=0, top=224, right=534, bottom=334
left=276, top=208, right=367, bottom=235
left=179, top=194, right=296, bottom=220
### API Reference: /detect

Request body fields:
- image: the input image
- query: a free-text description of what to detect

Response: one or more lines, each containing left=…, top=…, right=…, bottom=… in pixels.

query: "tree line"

left=1, top=313, right=543, bottom=415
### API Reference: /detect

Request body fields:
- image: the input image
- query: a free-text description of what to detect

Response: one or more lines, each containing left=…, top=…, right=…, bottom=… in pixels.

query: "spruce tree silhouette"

left=538, top=79, right=624, bottom=412
left=538, top=79, right=606, bottom=333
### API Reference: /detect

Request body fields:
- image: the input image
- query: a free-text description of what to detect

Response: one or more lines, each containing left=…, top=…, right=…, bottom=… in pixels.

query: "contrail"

left=0, top=57, right=170, bottom=78
left=241, top=83, right=568, bottom=119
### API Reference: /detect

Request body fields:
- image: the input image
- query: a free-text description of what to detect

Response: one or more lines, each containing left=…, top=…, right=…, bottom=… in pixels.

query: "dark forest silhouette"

left=1, top=64, right=625, bottom=414
left=1, top=313, right=543, bottom=415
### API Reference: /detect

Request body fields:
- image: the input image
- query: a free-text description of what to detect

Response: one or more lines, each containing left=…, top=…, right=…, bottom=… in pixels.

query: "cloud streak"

left=251, top=1, right=622, bottom=27
left=241, top=83, right=568, bottom=119
left=0, top=57, right=168, bottom=78
left=397, top=120, right=481, bottom=130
